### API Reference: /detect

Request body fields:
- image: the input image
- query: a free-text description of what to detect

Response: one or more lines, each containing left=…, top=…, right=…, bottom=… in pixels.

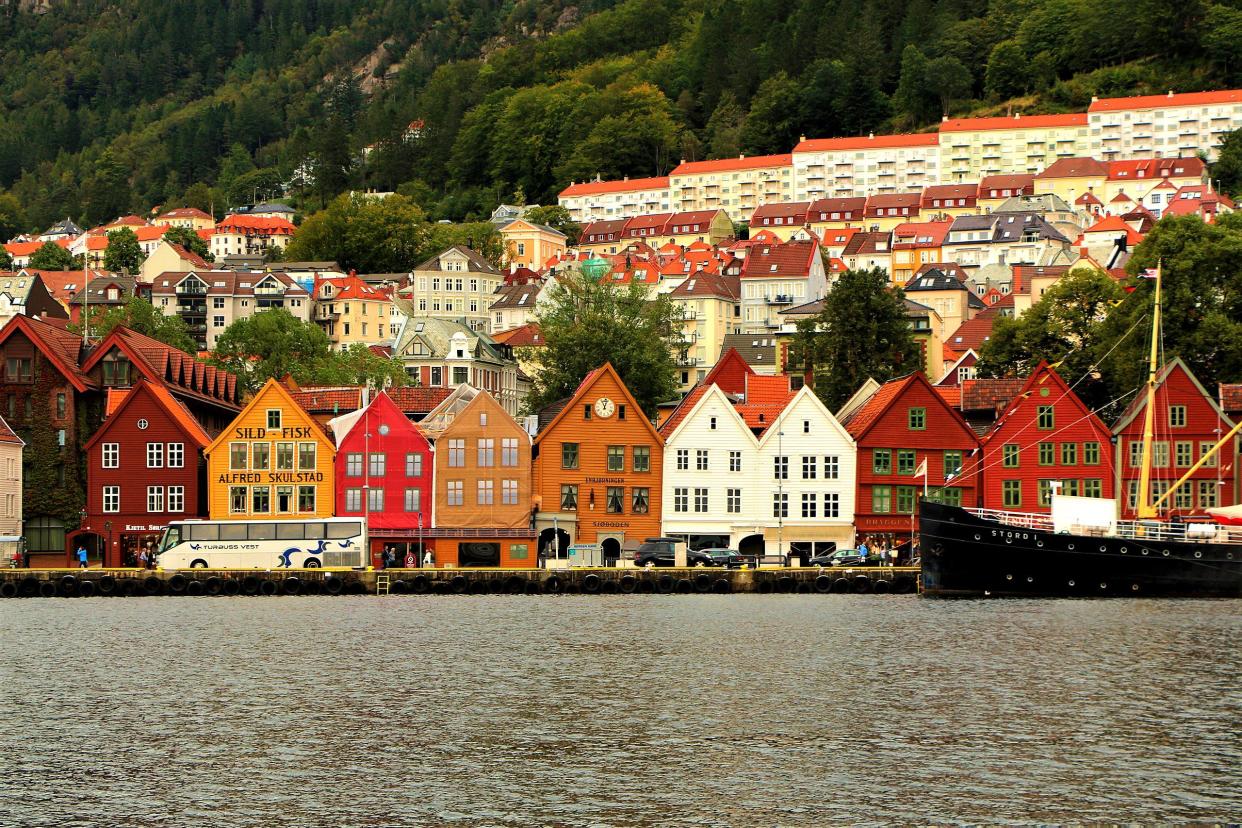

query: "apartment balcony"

left=177, top=301, right=207, bottom=313
left=804, top=172, right=825, bottom=182
left=175, top=284, right=206, bottom=296
left=766, top=294, right=795, bottom=305
left=316, top=309, right=341, bottom=321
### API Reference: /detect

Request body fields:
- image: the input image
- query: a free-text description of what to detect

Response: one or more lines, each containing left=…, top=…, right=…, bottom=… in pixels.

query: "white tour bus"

left=156, top=518, right=367, bottom=570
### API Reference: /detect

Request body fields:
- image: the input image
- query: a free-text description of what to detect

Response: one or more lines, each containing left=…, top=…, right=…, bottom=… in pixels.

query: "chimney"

left=868, top=132, right=875, bottom=139
left=941, top=115, right=948, bottom=122
left=1168, top=90, right=1174, bottom=97
left=1091, top=95, right=1099, bottom=103
left=739, top=154, right=746, bottom=159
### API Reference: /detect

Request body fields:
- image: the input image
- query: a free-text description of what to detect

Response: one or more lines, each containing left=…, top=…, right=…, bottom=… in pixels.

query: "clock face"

left=594, top=397, right=616, bottom=418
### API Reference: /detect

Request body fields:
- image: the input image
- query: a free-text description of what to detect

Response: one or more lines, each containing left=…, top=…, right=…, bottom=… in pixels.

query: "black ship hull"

left=918, top=500, right=1242, bottom=597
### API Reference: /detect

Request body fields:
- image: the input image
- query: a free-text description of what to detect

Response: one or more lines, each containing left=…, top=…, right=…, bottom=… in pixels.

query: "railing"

left=965, top=507, right=1242, bottom=545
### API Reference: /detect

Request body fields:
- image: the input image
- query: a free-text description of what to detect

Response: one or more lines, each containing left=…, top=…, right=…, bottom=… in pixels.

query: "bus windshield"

left=158, top=526, right=180, bottom=553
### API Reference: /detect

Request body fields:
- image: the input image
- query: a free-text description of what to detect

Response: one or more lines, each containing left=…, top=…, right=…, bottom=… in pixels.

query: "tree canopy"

left=103, top=227, right=144, bottom=273
left=74, top=296, right=198, bottom=354
left=28, top=241, right=76, bottom=271
left=527, top=270, right=681, bottom=417
left=162, top=226, right=214, bottom=262
left=788, top=267, right=921, bottom=412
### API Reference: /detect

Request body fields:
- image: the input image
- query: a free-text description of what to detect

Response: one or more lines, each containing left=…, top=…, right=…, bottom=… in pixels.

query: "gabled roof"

left=920, top=184, right=978, bottom=204
left=166, top=242, right=210, bottom=270
left=978, top=174, right=1036, bottom=195
left=982, top=360, right=1110, bottom=445
left=936, top=350, right=979, bottom=386
left=658, top=384, right=711, bottom=439
left=719, top=334, right=779, bottom=371
left=668, top=270, right=739, bottom=300
left=960, top=377, right=1026, bottom=412
left=842, top=231, right=891, bottom=256
left=204, top=378, right=333, bottom=457
left=740, top=239, right=821, bottom=279
left=158, top=207, right=213, bottom=220
left=0, top=314, right=92, bottom=390
left=491, top=322, right=544, bottom=347
left=559, top=176, right=670, bottom=198
left=750, top=201, right=811, bottom=223
left=703, top=347, right=756, bottom=396
left=843, top=372, right=977, bottom=443
left=945, top=307, right=1000, bottom=353
left=85, top=378, right=212, bottom=451
left=215, top=214, right=296, bottom=234
left=533, top=363, right=662, bottom=445
left=317, top=274, right=391, bottom=301
left=892, top=220, right=952, bottom=250
left=865, top=192, right=921, bottom=212
left=1113, top=357, right=1234, bottom=435
left=835, top=377, right=881, bottom=422
left=413, top=246, right=500, bottom=275
left=81, top=326, right=239, bottom=408
left=290, top=385, right=453, bottom=419
left=903, top=269, right=982, bottom=308
left=1036, top=157, right=1109, bottom=179
left=325, top=389, right=431, bottom=447
left=670, top=154, right=791, bottom=175
left=808, top=197, right=867, bottom=217
left=0, top=413, right=22, bottom=445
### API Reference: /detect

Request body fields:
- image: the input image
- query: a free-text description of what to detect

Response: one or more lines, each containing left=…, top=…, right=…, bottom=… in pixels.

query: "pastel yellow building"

left=667, top=270, right=740, bottom=391
left=313, top=275, right=399, bottom=350
left=499, top=219, right=567, bottom=269
left=938, top=113, right=1089, bottom=182
left=668, top=155, right=793, bottom=215
left=1033, top=157, right=1110, bottom=205
left=204, top=378, right=336, bottom=519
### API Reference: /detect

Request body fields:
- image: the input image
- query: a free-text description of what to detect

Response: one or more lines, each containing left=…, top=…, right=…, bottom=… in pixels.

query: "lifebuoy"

left=523, top=580, right=542, bottom=595
left=77, top=579, right=97, bottom=597
left=892, top=576, right=916, bottom=594
left=97, top=576, right=116, bottom=596
left=693, top=572, right=712, bottom=592
left=776, top=576, right=795, bottom=593
left=185, top=580, right=204, bottom=596
left=852, top=575, right=871, bottom=593
left=713, top=578, right=731, bottom=594
left=282, top=577, right=301, bottom=596
left=119, top=578, right=140, bottom=596
left=582, top=573, right=601, bottom=594
left=619, top=574, right=638, bottom=593
left=832, top=577, right=852, bottom=594
left=815, top=575, right=833, bottom=594
left=323, top=576, right=344, bottom=595
left=259, top=579, right=278, bottom=596
left=657, top=574, right=674, bottom=593
left=637, top=579, right=655, bottom=593
left=505, top=576, right=526, bottom=594
left=469, top=579, right=489, bottom=594
left=0, top=581, right=17, bottom=598
left=19, top=577, right=38, bottom=597
left=390, top=578, right=409, bottom=594
left=757, top=579, right=773, bottom=594
left=544, top=575, right=562, bottom=594
left=451, top=575, right=468, bottom=594
left=347, top=579, right=367, bottom=594
left=168, top=573, right=188, bottom=594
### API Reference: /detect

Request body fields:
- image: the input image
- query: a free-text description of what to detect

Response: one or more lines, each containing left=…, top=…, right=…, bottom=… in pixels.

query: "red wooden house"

left=76, top=378, right=212, bottom=567
left=843, top=372, right=981, bottom=535
left=328, top=389, right=435, bottom=566
left=980, top=361, right=1114, bottom=513
left=1112, top=357, right=1237, bottom=518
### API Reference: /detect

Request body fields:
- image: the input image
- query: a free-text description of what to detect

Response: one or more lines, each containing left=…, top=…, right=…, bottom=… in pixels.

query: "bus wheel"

left=303, top=558, right=321, bottom=568
left=190, top=559, right=208, bottom=569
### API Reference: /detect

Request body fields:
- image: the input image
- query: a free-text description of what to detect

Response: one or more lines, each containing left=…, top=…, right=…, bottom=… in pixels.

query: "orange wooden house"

left=533, top=363, right=664, bottom=561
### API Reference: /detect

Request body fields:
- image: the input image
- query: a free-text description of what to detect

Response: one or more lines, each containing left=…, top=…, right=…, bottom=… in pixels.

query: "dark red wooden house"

left=1112, top=357, right=1238, bottom=519
left=979, top=361, right=1114, bottom=514
left=75, top=378, right=212, bottom=566
left=843, top=371, right=981, bottom=535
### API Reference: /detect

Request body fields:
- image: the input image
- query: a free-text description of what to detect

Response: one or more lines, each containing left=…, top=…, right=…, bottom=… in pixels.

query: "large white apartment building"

left=668, top=154, right=793, bottom=215
left=791, top=133, right=941, bottom=200
left=1087, top=89, right=1242, bottom=161
left=558, top=176, right=671, bottom=224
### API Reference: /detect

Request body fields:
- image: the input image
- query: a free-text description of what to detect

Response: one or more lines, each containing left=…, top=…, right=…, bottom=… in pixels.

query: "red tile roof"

left=740, top=240, right=820, bottom=279
left=945, top=309, right=999, bottom=354
left=1036, top=157, right=1109, bottom=179
left=866, top=192, right=922, bottom=211
left=978, top=174, right=1036, bottom=195
left=559, top=176, right=670, bottom=198
left=1106, top=157, right=1206, bottom=181
left=290, top=385, right=454, bottom=417
left=794, top=133, right=938, bottom=153
left=491, top=322, right=544, bottom=347
left=671, top=155, right=791, bottom=175
left=159, top=207, right=213, bottom=220
left=920, top=184, right=978, bottom=205
left=745, top=374, right=796, bottom=405
left=960, top=377, right=1027, bottom=412
left=317, top=274, right=391, bottom=301
left=167, top=243, right=210, bottom=270
left=843, top=375, right=911, bottom=438
left=658, top=384, right=708, bottom=437
left=0, top=414, right=21, bottom=445
left=83, top=326, right=240, bottom=407
left=934, top=386, right=962, bottom=407
left=0, top=314, right=93, bottom=390
left=940, top=113, right=1087, bottom=132
left=1089, top=88, right=1242, bottom=112
left=702, top=348, right=755, bottom=397
left=808, top=197, right=866, bottom=218
left=892, top=220, right=952, bottom=249
left=1220, top=383, right=1242, bottom=413
left=750, top=201, right=811, bottom=223
left=216, top=215, right=296, bottom=234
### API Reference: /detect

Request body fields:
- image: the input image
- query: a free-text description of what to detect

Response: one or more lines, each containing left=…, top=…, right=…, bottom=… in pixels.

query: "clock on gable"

left=594, top=397, right=616, bottom=418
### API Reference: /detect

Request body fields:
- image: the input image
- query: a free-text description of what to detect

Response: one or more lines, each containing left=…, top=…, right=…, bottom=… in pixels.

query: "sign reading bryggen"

left=204, top=379, right=336, bottom=519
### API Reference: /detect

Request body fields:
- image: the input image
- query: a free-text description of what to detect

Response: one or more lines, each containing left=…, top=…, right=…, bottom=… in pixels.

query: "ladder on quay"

left=376, top=573, right=391, bottom=596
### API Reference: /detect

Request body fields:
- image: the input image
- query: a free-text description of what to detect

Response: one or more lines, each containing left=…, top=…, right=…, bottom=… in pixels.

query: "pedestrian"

left=76, top=544, right=88, bottom=569
left=404, top=549, right=416, bottom=569
left=138, top=547, right=149, bottom=569
left=422, top=548, right=433, bottom=568
left=857, top=536, right=869, bottom=561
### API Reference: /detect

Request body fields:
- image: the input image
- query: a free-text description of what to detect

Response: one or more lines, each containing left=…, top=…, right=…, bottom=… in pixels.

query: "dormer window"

left=101, top=355, right=130, bottom=387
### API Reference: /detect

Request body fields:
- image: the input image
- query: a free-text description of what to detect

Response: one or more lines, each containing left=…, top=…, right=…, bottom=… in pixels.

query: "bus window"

left=276, top=523, right=305, bottom=540
left=186, top=524, right=219, bottom=542
left=220, top=523, right=248, bottom=541
left=159, top=527, right=180, bottom=552
left=249, top=523, right=276, bottom=540
left=303, top=522, right=325, bottom=539
left=326, top=522, right=361, bottom=539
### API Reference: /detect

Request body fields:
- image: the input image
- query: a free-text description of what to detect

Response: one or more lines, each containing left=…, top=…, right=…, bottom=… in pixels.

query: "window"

left=167, top=486, right=184, bottom=513
left=583, top=404, right=592, bottom=420
left=908, top=407, right=926, bottom=430
left=1175, top=441, right=1193, bottom=468
left=266, top=409, right=281, bottom=430
left=693, top=488, right=708, bottom=513
left=1038, top=479, right=1054, bottom=507
left=56, top=393, right=65, bottom=419
left=773, top=492, right=789, bottom=517
left=477, top=480, right=494, bottom=505
left=873, top=449, right=891, bottom=474
left=1200, top=442, right=1218, bottom=468
left=633, top=446, right=650, bottom=472
left=164, top=442, right=184, bottom=468
left=368, top=452, right=385, bottom=477
left=5, top=357, right=31, bottom=382
left=774, top=456, right=788, bottom=480
left=618, top=405, right=626, bottom=420
left=608, top=446, right=625, bottom=472
left=1175, top=482, right=1193, bottom=509
left=1199, top=480, right=1218, bottom=508
left=897, top=450, right=915, bottom=475
left=146, top=442, right=163, bottom=468
left=367, top=488, right=384, bottom=512
left=932, top=487, right=962, bottom=507
left=501, top=438, right=519, bottom=467
left=299, top=443, right=316, bottom=470
left=345, top=488, right=362, bottom=511
left=1037, top=405, right=1054, bottom=430
left=1002, top=480, right=1022, bottom=507
left=729, top=451, right=742, bottom=472
left=102, top=443, right=119, bottom=468
left=709, top=416, right=717, bottom=431
left=1154, top=441, right=1169, bottom=468
left=146, top=486, right=165, bottom=513
left=248, top=442, right=269, bottom=470
left=448, top=439, right=465, bottom=467
left=1061, top=443, right=1077, bottom=465
left=1083, top=442, right=1100, bottom=465
left=823, top=492, right=840, bottom=518
left=103, top=485, right=120, bottom=513
left=896, top=486, right=916, bottom=514
left=694, top=449, right=708, bottom=471
left=561, top=442, right=579, bottom=469
left=447, top=481, right=463, bottom=506
left=406, top=452, right=423, bottom=477
left=943, top=451, right=962, bottom=479
left=607, top=486, right=624, bottom=514
left=674, top=487, right=688, bottom=512
left=345, top=452, right=363, bottom=477
left=872, top=486, right=891, bottom=513
left=213, top=315, right=224, bottom=328
left=477, top=438, right=495, bottom=467
left=1038, top=442, right=1055, bottom=465
left=1169, top=405, right=1186, bottom=427
left=430, top=367, right=442, bottom=386
left=802, top=456, right=816, bottom=479
left=1129, top=441, right=1144, bottom=468
left=276, top=443, right=294, bottom=470
left=726, top=488, right=741, bottom=514
left=213, top=297, right=224, bottom=309
left=1083, top=479, right=1102, bottom=499
left=273, top=486, right=292, bottom=513
left=560, top=484, right=578, bottom=510
left=500, top=479, right=519, bottom=506
left=229, top=486, right=246, bottom=514
left=251, top=486, right=270, bottom=513
left=404, top=489, right=422, bottom=513
left=801, top=493, right=817, bottom=518
left=676, top=449, right=689, bottom=470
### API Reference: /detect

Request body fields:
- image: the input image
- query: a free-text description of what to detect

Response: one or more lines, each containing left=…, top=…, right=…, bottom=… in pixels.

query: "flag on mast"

left=1140, top=267, right=1160, bottom=279
left=914, top=457, right=928, bottom=498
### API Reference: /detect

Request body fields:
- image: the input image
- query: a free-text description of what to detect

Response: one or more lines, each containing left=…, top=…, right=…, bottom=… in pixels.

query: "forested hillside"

left=0, top=0, right=1238, bottom=233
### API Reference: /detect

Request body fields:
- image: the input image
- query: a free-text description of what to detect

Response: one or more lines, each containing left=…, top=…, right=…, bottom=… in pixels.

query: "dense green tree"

left=521, top=205, right=581, bottom=245
left=893, top=46, right=937, bottom=126
left=28, top=241, right=76, bottom=271
left=985, top=40, right=1028, bottom=100
left=741, top=72, right=803, bottom=155
left=527, top=268, right=681, bottom=417
left=1211, top=127, right=1242, bottom=197
left=704, top=90, right=746, bottom=159
left=282, top=193, right=429, bottom=274
left=82, top=151, right=133, bottom=224
left=73, top=296, right=197, bottom=353
left=0, top=193, right=27, bottom=241
left=788, top=267, right=920, bottom=412
left=103, top=227, right=144, bottom=272
left=312, top=343, right=411, bottom=389
left=162, top=226, right=213, bottom=261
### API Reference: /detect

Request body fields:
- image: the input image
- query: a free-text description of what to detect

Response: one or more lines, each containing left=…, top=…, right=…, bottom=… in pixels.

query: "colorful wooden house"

left=204, top=378, right=336, bottom=520
left=533, top=363, right=664, bottom=561
left=979, top=361, right=1113, bottom=513
left=843, top=372, right=981, bottom=535
left=328, top=390, right=435, bottom=566
left=1112, top=357, right=1237, bottom=518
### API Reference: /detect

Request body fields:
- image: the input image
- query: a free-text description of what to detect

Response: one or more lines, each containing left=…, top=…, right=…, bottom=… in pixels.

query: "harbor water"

left=2, top=595, right=1239, bottom=826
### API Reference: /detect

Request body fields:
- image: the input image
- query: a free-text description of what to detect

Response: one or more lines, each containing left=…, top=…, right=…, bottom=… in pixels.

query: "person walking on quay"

left=857, top=536, right=869, bottom=561
left=137, top=547, right=149, bottom=569
left=422, top=548, right=433, bottom=569
left=76, top=545, right=88, bottom=569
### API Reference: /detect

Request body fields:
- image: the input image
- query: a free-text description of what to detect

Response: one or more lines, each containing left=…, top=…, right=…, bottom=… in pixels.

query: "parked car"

left=697, top=548, right=744, bottom=568
left=809, top=549, right=866, bottom=567
left=634, top=541, right=734, bottom=567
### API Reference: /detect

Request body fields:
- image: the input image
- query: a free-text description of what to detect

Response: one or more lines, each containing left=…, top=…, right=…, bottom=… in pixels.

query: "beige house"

left=792, top=133, right=940, bottom=199
left=667, top=271, right=741, bottom=391
left=938, top=113, right=1089, bottom=182
left=0, top=415, right=22, bottom=541
left=1087, top=89, right=1242, bottom=161
left=401, top=246, right=504, bottom=333
left=139, top=240, right=212, bottom=283
left=498, top=219, right=566, bottom=269
left=668, top=154, right=793, bottom=215
left=313, top=275, right=399, bottom=351
left=151, top=270, right=311, bottom=350
left=558, top=176, right=672, bottom=224
left=209, top=214, right=296, bottom=259
left=153, top=207, right=216, bottom=231
left=489, top=280, right=547, bottom=335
